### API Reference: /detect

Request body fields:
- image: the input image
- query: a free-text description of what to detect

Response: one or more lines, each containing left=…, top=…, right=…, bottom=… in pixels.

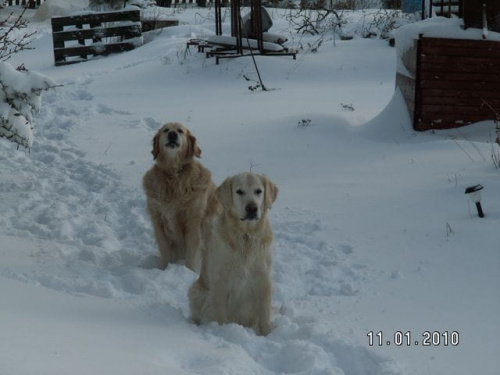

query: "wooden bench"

left=51, top=9, right=142, bottom=66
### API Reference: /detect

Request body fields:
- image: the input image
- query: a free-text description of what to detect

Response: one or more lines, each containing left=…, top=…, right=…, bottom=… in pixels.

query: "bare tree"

left=0, top=8, right=36, bottom=61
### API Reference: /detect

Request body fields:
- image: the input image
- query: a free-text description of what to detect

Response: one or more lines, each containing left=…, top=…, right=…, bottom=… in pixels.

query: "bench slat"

left=51, top=10, right=140, bottom=28
left=52, top=25, right=142, bottom=43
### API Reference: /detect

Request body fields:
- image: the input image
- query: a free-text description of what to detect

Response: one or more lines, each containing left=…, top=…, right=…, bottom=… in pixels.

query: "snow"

left=1, top=3, right=500, bottom=375
left=0, top=62, right=58, bottom=147
left=206, top=35, right=285, bottom=51
left=32, top=0, right=90, bottom=22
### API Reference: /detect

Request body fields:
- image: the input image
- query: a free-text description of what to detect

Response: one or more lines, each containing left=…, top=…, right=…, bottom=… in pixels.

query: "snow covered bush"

left=0, top=8, right=59, bottom=149
left=286, top=4, right=414, bottom=46
left=359, top=8, right=414, bottom=39
left=0, top=63, right=59, bottom=148
left=286, top=7, right=347, bottom=36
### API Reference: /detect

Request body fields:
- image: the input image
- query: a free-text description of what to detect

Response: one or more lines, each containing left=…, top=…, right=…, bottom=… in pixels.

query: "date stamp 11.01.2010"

left=367, top=331, right=459, bottom=347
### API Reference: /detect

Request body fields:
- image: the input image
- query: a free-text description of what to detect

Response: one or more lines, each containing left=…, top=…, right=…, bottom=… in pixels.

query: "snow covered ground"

left=1, top=3, right=499, bottom=375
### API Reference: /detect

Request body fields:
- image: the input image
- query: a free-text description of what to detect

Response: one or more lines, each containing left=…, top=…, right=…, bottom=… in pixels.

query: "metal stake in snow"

left=482, top=3, right=488, bottom=39
left=249, top=46, right=266, bottom=91
left=465, top=184, right=485, bottom=218
left=239, top=15, right=267, bottom=92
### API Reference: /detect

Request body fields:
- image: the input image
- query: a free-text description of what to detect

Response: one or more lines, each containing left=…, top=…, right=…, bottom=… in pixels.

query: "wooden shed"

left=397, top=0, right=500, bottom=131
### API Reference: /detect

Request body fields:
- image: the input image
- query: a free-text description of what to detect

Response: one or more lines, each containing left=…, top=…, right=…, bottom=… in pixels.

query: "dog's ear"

left=186, top=132, right=202, bottom=159
left=152, top=130, right=161, bottom=160
left=216, top=177, right=233, bottom=209
left=260, top=175, right=279, bottom=210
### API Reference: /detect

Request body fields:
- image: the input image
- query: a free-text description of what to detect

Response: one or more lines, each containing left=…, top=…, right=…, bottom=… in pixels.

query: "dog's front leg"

left=210, top=283, right=229, bottom=325
left=149, top=208, right=175, bottom=270
left=254, top=272, right=273, bottom=336
left=188, top=278, right=208, bottom=324
left=184, top=223, right=202, bottom=273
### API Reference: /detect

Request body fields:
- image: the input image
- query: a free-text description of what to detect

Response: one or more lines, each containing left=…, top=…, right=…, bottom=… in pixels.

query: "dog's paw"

left=256, top=321, right=273, bottom=336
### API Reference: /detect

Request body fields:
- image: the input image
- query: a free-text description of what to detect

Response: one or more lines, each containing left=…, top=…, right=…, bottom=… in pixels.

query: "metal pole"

left=482, top=3, right=488, bottom=39
left=239, top=13, right=266, bottom=91
left=476, top=202, right=485, bottom=218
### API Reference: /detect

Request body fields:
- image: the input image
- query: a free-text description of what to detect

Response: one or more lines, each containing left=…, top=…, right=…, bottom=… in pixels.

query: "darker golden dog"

left=142, top=122, right=216, bottom=272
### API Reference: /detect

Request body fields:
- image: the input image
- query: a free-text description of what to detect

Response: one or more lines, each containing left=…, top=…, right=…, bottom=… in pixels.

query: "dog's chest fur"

left=208, top=216, right=272, bottom=312
left=144, top=161, right=211, bottom=210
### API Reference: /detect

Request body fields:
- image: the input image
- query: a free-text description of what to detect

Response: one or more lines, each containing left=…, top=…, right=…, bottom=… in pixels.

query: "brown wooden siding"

left=463, top=0, right=500, bottom=32
left=413, top=37, right=500, bottom=131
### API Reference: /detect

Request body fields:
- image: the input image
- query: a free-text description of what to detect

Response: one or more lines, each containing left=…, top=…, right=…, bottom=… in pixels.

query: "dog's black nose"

left=167, top=131, right=178, bottom=142
left=246, top=203, right=258, bottom=216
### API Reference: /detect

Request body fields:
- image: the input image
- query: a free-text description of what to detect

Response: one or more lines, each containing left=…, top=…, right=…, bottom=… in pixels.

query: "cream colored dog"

left=189, top=172, right=279, bottom=336
left=142, top=122, right=216, bottom=272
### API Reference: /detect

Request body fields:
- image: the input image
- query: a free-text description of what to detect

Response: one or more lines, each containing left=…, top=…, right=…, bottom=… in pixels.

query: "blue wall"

left=402, top=0, right=422, bottom=13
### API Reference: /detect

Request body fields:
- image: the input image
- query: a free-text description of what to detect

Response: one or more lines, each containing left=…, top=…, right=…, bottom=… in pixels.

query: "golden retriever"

left=188, top=172, right=279, bottom=336
left=142, top=122, right=216, bottom=272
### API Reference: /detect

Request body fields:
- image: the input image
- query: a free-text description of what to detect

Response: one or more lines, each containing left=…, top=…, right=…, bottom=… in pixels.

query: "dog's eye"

left=177, top=129, right=184, bottom=134
left=163, top=128, right=169, bottom=133
left=255, top=189, right=263, bottom=195
left=236, top=189, right=244, bottom=196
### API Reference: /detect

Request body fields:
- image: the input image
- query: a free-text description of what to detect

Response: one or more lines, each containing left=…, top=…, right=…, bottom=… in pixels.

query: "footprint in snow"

left=69, top=89, right=94, bottom=101
left=272, top=209, right=363, bottom=300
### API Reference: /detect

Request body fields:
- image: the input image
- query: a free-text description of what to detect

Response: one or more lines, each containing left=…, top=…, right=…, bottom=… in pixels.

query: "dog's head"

left=216, top=172, right=278, bottom=224
left=151, top=122, right=201, bottom=167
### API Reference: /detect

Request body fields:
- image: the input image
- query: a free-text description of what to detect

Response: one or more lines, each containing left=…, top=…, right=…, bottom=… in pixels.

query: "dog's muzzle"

left=166, top=132, right=180, bottom=148
left=242, top=203, right=259, bottom=221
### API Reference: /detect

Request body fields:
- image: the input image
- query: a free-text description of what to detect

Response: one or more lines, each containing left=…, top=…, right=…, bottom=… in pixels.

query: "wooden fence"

left=3, top=0, right=43, bottom=8
left=397, top=36, right=500, bottom=131
left=51, top=9, right=142, bottom=66
left=431, top=0, right=461, bottom=18
left=171, top=0, right=214, bottom=5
